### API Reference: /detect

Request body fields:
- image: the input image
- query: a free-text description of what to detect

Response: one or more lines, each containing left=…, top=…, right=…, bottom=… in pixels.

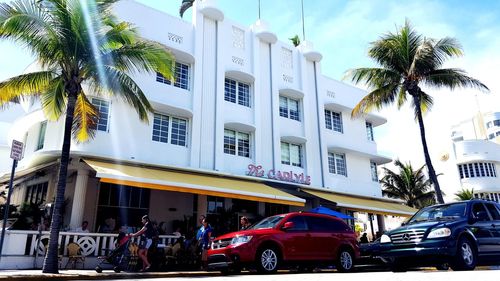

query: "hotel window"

left=36, top=121, right=47, bottom=151
left=207, top=196, right=225, bottom=214
left=25, top=182, right=48, bottom=205
left=91, top=98, right=110, bottom=132
left=224, top=129, right=250, bottom=158
left=325, top=110, right=343, bottom=133
left=458, top=162, right=497, bottom=179
left=328, top=153, right=347, bottom=176
left=280, top=96, right=300, bottom=121
left=281, top=142, right=302, bottom=167
left=156, top=62, right=190, bottom=90
left=152, top=113, right=188, bottom=147
left=366, top=122, right=374, bottom=141
left=370, top=161, right=378, bottom=182
left=224, top=78, right=251, bottom=107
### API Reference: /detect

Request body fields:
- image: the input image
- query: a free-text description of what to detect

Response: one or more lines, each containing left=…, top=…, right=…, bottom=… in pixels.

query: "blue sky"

left=1, top=0, right=499, bottom=198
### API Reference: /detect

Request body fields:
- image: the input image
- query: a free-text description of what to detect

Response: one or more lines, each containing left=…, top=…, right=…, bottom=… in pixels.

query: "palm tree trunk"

left=42, top=90, right=77, bottom=273
left=412, top=94, right=445, bottom=204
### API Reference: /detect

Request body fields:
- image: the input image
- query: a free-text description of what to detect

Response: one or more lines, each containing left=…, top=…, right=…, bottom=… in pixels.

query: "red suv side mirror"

left=282, top=221, right=295, bottom=230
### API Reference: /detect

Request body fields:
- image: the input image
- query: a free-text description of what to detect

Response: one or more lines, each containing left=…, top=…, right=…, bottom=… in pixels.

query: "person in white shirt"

left=75, top=221, right=90, bottom=233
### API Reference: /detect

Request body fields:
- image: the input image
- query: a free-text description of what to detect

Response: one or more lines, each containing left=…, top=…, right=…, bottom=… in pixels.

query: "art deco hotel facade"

left=1, top=0, right=416, bottom=237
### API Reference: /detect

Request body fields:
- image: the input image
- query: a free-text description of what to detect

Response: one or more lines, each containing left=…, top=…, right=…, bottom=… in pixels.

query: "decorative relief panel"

left=232, top=56, right=245, bottom=66
left=281, top=47, right=293, bottom=69
left=282, top=74, right=294, bottom=83
left=168, top=33, right=183, bottom=44
left=232, top=26, right=245, bottom=50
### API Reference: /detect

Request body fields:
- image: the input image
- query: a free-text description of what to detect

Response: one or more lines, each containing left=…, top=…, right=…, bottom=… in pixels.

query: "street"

left=76, top=267, right=500, bottom=281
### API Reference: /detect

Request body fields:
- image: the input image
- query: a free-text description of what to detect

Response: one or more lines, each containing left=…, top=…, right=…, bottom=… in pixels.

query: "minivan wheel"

left=450, top=237, right=477, bottom=271
left=256, top=247, right=280, bottom=273
left=336, top=248, right=355, bottom=273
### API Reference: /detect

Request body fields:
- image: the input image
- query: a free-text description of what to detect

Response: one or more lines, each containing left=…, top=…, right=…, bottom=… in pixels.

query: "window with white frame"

left=91, top=98, right=110, bottom=132
left=370, top=161, right=378, bottom=182
left=25, top=182, right=48, bottom=205
left=280, top=96, right=300, bottom=121
left=328, top=153, right=347, bottom=176
left=458, top=162, right=497, bottom=179
left=224, top=78, right=251, bottom=107
left=366, top=122, right=374, bottom=141
left=152, top=113, right=188, bottom=147
left=156, top=62, right=190, bottom=90
left=325, top=110, right=343, bottom=133
left=281, top=142, right=302, bottom=167
left=36, top=121, right=47, bottom=151
left=224, top=129, right=250, bottom=158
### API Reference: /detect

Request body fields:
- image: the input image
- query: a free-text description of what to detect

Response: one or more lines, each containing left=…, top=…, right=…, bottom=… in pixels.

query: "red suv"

left=207, top=212, right=359, bottom=273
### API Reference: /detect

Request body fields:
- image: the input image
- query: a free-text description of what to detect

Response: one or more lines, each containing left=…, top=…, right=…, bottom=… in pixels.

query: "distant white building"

left=450, top=111, right=500, bottom=202
left=0, top=0, right=415, bottom=239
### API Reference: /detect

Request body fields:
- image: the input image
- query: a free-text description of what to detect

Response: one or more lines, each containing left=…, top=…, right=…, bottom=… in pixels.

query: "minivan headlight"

left=230, top=235, right=253, bottom=245
left=380, top=234, right=391, bottom=243
left=427, top=227, right=451, bottom=239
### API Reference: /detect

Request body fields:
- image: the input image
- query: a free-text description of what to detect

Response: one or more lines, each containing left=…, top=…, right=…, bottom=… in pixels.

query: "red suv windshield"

left=249, top=215, right=286, bottom=230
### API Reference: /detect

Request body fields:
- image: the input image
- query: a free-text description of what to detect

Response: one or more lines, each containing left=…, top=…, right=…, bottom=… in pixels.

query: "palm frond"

left=88, top=65, right=153, bottom=122
left=0, top=71, right=55, bottom=105
left=72, top=92, right=98, bottom=142
left=424, top=68, right=489, bottom=91
left=100, top=40, right=175, bottom=80
left=179, top=0, right=194, bottom=18
left=41, top=78, right=66, bottom=121
left=351, top=82, right=400, bottom=117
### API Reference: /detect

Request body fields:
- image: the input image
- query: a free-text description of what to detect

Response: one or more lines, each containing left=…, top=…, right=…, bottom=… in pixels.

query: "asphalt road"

left=79, top=267, right=500, bottom=281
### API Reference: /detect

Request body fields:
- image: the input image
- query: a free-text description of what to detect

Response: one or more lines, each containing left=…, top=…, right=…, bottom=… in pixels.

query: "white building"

left=450, top=111, right=500, bottom=202
left=0, top=0, right=415, bottom=246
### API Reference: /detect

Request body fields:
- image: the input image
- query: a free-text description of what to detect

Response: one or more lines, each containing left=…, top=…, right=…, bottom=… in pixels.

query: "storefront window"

left=96, top=183, right=150, bottom=232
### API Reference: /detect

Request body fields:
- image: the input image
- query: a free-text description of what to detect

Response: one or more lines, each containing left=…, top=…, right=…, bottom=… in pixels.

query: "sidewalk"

left=0, top=269, right=220, bottom=280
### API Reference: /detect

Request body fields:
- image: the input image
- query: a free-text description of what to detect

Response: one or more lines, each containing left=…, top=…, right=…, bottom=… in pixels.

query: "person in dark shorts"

left=129, top=215, right=155, bottom=271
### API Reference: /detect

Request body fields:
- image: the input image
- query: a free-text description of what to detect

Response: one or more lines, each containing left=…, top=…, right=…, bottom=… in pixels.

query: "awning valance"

left=303, top=189, right=417, bottom=217
left=84, top=159, right=305, bottom=206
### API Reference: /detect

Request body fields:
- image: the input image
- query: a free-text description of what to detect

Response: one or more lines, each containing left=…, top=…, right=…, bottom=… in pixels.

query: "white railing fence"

left=0, top=230, right=179, bottom=269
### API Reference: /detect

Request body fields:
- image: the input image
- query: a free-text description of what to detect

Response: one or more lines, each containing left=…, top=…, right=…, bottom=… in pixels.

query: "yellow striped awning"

left=303, top=189, right=417, bottom=217
left=84, top=159, right=305, bottom=206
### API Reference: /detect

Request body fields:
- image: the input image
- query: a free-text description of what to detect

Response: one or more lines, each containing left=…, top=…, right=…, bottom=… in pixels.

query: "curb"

left=0, top=271, right=221, bottom=280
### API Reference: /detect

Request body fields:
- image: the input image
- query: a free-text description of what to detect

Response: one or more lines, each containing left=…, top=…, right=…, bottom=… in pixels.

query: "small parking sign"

left=10, top=140, right=24, bottom=161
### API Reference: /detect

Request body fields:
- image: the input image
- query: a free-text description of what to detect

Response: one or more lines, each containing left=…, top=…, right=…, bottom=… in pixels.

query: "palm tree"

left=179, top=0, right=194, bottom=17
left=289, top=35, right=301, bottom=47
left=380, top=160, right=436, bottom=209
left=455, top=188, right=474, bottom=201
left=0, top=0, right=174, bottom=273
left=345, top=20, right=488, bottom=204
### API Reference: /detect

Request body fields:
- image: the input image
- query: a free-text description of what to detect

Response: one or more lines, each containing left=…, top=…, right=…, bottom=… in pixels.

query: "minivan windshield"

left=408, top=203, right=467, bottom=224
left=249, top=215, right=285, bottom=230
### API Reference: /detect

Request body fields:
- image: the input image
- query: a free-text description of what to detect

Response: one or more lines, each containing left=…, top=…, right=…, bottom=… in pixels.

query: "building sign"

left=10, top=140, right=24, bottom=161
left=247, top=164, right=311, bottom=185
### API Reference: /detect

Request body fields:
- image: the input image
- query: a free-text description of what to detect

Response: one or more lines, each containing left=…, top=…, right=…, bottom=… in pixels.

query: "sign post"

left=0, top=140, right=24, bottom=260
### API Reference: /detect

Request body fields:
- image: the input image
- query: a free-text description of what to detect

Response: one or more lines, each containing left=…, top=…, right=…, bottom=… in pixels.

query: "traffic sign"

left=10, top=140, right=24, bottom=161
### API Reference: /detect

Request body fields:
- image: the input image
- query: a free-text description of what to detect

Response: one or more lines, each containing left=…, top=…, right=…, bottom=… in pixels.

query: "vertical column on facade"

left=376, top=214, right=386, bottom=233
left=299, top=41, right=324, bottom=187
left=194, top=2, right=224, bottom=170
left=69, top=169, right=89, bottom=230
left=197, top=195, right=208, bottom=218
left=252, top=20, right=278, bottom=170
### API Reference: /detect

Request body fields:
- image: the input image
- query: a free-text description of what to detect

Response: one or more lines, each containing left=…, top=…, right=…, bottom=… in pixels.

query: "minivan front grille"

left=390, top=230, right=426, bottom=244
left=211, top=238, right=232, bottom=250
